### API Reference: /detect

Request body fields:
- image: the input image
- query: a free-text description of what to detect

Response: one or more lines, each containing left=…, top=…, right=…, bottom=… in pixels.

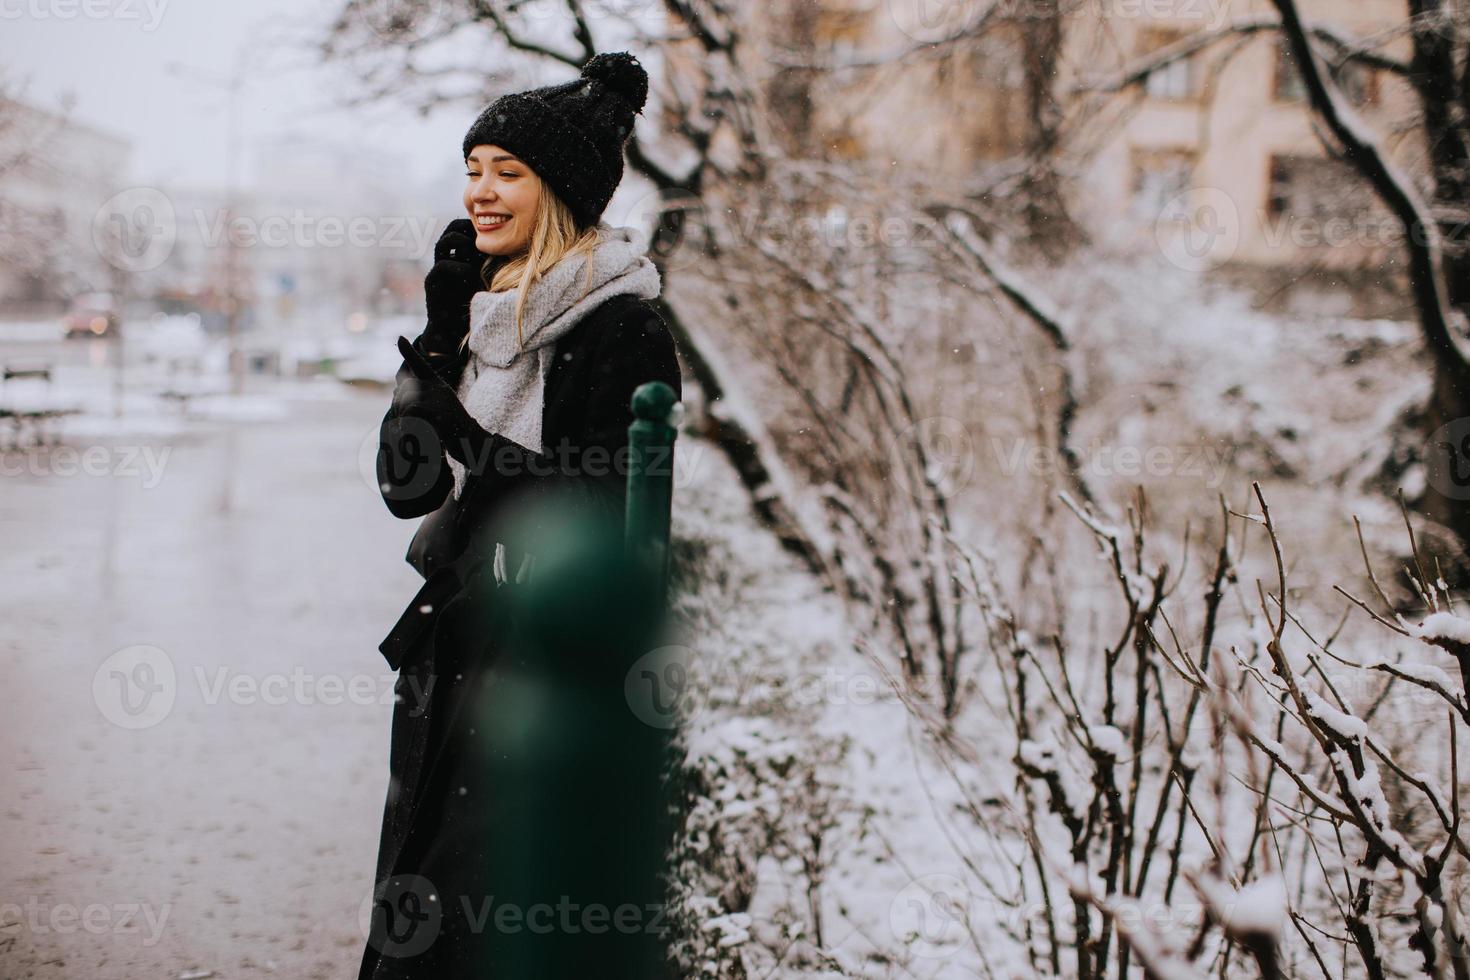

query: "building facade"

left=0, top=95, right=134, bottom=311
left=698, top=0, right=1415, bottom=273
left=1072, top=0, right=1411, bottom=269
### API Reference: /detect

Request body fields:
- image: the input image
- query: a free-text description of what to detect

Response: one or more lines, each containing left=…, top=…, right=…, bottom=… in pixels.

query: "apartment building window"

left=1272, top=37, right=1377, bottom=106
left=1130, top=147, right=1197, bottom=220
left=1138, top=27, right=1196, bottom=101
left=1265, top=153, right=1381, bottom=234
left=1272, top=38, right=1307, bottom=102
left=1266, top=155, right=1296, bottom=217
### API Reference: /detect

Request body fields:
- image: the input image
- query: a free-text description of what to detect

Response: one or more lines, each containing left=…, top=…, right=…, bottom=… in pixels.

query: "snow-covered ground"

left=666, top=422, right=1043, bottom=977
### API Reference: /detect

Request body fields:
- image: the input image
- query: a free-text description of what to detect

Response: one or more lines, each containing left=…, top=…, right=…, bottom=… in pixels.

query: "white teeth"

left=476, top=215, right=509, bottom=228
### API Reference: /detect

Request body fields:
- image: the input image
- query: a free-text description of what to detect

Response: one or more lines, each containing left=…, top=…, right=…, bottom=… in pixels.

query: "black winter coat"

left=360, top=291, right=682, bottom=979
left=373, top=290, right=683, bottom=667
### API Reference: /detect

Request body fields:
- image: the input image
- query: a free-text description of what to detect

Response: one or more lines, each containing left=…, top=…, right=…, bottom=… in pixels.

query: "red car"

left=62, top=292, right=119, bottom=339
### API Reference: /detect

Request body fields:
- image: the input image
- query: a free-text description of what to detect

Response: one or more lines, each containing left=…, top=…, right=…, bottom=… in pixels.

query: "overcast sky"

left=4, top=0, right=485, bottom=204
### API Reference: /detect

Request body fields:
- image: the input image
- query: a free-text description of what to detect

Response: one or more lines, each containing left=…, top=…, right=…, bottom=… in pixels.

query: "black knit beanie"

left=461, top=51, right=650, bottom=230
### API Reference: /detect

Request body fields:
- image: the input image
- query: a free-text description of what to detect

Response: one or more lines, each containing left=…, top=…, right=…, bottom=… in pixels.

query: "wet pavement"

left=0, top=344, right=420, bottom=978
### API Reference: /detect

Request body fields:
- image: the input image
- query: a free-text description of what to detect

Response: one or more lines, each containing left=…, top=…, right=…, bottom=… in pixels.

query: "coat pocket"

left=404, top=490, right=466, bottom=579
left=378, top=566, right=463, bottom=670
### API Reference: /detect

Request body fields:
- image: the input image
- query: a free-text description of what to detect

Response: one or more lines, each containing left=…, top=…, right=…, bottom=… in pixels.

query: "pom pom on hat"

left=581, top=52, right=648, bottom=113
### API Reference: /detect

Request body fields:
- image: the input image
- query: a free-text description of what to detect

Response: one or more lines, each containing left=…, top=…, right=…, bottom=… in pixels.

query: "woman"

left=361, top=51, right=682, bottom=978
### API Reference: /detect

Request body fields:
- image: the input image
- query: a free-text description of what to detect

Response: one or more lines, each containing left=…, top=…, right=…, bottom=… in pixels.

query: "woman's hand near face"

left=421, top=218, right=484, bottom=357
left=395, top=336, right=489, bottom=467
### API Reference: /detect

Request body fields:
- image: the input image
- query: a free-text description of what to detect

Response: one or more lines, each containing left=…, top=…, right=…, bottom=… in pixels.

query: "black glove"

left=395, top=335, right=490, bottom=467
left=421, top=218, right=484, bottom=358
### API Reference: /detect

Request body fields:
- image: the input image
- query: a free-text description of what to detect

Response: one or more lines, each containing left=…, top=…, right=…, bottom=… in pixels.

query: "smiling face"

left=463, top=144, right=541, bottom=256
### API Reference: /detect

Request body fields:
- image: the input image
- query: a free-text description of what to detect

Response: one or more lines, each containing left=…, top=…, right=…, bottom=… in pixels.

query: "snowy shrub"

left=909, top=481, right=1470, bottom=979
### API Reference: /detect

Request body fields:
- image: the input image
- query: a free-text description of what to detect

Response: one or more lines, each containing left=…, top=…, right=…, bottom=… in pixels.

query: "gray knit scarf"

left=446, top=221, right=661, bottom=501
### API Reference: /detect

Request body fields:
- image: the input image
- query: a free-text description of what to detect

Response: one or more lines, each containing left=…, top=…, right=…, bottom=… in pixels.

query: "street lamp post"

left=167, top=55, right=247, bottom=395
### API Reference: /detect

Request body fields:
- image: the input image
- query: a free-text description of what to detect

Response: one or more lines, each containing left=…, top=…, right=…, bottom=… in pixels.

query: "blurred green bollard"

left=625, top=381, right=681, bottom=606
left=423, top=384, right=682, bottom=977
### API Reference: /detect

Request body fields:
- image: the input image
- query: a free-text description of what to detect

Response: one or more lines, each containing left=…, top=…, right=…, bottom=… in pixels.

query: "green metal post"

left=624, top=381, right=680, bottom=604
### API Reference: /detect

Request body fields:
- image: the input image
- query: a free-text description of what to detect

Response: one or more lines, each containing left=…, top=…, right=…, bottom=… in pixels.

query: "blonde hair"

left=459, top=172, right=601, bottom=354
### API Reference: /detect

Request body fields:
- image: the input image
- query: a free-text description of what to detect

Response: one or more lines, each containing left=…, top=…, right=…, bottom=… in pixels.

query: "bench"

left=0, top=363, right=81, bottom=450
left=157, top=379, right=230, bottom=418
